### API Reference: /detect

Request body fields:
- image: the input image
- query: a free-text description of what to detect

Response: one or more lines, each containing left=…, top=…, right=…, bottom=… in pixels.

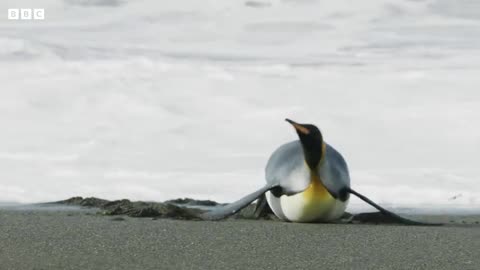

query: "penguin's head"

left=285, top=118, right=324, bottom=170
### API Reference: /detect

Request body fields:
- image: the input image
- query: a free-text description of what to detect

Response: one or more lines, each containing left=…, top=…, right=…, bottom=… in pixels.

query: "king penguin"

left=264, top=119, right=349, bottom=222
left=203, top=119, right=436, bottom=225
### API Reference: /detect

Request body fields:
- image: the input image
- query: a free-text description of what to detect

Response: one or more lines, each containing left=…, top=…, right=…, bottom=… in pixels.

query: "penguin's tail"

left=348, top=188, right=443, bottom=226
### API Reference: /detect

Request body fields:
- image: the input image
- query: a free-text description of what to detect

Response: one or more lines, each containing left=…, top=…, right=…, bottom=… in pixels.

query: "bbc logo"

left=8, top=9, right=45, bottom=20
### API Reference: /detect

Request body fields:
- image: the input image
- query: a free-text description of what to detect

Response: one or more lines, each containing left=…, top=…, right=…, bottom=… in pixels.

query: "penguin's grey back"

left=265, top=140, right=350, bottom=197
left=265, top=141, right=308, bottom=193
left=319, top=144, right=351, bottom=196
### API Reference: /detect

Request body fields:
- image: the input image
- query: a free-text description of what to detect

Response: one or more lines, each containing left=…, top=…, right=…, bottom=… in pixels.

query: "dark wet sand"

left=0, top=208, right=479, bottom=270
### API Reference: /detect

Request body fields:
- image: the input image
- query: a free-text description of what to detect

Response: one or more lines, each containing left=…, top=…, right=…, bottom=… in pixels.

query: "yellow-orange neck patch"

left=303, top=172, right=331, bottom=201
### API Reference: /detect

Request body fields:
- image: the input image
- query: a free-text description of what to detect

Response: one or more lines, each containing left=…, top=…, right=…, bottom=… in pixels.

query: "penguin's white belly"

left=266, top=176, right=348, bottom=222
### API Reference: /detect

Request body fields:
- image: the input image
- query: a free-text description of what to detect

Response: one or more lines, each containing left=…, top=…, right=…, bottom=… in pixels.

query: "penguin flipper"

left=348, top=188, right=443, bottom=226
left=202, top=184, right=278, bottom=221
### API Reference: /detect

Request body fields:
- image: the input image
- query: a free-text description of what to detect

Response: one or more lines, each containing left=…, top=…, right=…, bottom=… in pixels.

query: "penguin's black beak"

left=285, top=118, right=310, bottom=135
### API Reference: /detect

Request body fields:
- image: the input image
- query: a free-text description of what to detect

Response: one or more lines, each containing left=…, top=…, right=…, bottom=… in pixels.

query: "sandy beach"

left=1, top=206, right=478, bottom=270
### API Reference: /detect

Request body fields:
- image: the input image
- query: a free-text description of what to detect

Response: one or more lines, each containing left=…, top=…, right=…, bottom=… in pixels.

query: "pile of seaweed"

left=52, top=196, right=278, bottom=221
left=52, top=196, right=415, bottom=224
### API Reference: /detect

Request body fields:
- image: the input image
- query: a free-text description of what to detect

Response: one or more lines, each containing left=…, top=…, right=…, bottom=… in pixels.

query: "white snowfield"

left=0, top=0, right=479, bottom=213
